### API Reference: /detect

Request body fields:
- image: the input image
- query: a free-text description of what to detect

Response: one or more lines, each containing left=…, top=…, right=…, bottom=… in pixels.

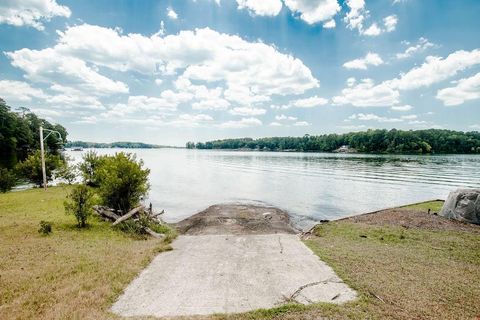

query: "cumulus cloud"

left=6, top=47, right=129, bottom=96
left=27, top=24, right=318, bottom=105
left=236, top=0, right=283, bottom=16
left=291, top=95, right=328, bottom=108
left=6, top=24, right=320, bottom=117
left=0, top=80, right=47, bottom=102
left=229, top=107, right=267, bottom=116
left=0, top=0, right=71, bottom=30
left=344, top=1, right=397, bottom=36
left=275, top=114, right=297, bottom=121
left=167, top=7, right=178, bottom=19
left=293, top=121, right=310, bottom=126
left=348, top=113, right=402, bottom=123
left=283, top=0, right=341, bottom=24
left=436, top=72, right=480, bottom=106
left=391, top=104, right=413, bottom=111
left=333, top=79, right=399, bottom=107
left=343, top=52, right=383, bottom=70
left=396, top=37, right=434, bottom=59
left=388, top=49, right=480, bottom=90
left=323, top=19, right=336, bottom=28
left=218, top=117, right=262, bottom=128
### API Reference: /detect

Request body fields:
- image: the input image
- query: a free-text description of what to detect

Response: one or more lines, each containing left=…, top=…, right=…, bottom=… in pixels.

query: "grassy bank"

left=0, top=186, right=171, bottom=319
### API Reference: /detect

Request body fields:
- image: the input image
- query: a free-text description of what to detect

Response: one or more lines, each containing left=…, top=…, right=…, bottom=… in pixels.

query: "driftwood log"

left=92, top=203, right=166, bottom=238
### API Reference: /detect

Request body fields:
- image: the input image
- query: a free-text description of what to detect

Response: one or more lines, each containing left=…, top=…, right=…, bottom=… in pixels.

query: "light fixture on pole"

left=39, top=126, right=63, bottom=190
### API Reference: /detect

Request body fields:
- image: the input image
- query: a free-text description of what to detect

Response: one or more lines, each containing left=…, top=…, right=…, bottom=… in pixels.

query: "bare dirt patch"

left=174, top=203, right=298, bottom=235
left=342, top=208, right=480, bottom=233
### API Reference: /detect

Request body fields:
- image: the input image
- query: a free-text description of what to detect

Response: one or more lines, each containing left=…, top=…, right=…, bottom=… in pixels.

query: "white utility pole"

left=39, top=126, right=63, bottom=191
left=40, top=126, right=47, bottom=190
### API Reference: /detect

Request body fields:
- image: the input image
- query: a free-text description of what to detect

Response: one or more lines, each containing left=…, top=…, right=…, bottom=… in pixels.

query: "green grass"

left=0, top=186, right=173, bottom=319
left=400, top=200, right=444, bottom=213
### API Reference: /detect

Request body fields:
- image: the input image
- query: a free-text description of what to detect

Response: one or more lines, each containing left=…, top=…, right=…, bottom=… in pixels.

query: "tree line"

left=65, top=141, right=162, bottom=149
left=187, top=129, right=480, bottom=154
left=0, top=98, right=67, bottom=162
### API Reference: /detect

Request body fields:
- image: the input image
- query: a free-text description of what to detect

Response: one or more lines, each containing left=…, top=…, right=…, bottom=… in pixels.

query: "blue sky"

left=0, top=0, right=479, bottom=145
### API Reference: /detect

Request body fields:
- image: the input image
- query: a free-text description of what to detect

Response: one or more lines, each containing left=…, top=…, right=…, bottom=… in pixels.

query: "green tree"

left=15, top=151, right=63, bottom=187
left=78, top=151, right=105, bottom=187
left=96, top=152, right=150, bottom=213
left=0, top=168, right=16, bottom=192
left=64, top=185, right=94, bottom=228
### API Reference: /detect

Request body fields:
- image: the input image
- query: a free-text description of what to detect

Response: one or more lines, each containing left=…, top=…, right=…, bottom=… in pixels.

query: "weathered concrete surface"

left=111, top=234, right=356, bottom=318
left=439, top=189, right=480, bottom=225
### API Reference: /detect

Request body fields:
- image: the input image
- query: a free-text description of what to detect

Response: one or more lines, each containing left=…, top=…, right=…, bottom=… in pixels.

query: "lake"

left=66, top=149, right=480, bottom=230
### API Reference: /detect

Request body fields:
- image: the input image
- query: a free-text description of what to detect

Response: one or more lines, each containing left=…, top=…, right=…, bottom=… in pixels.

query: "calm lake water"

left=66, top=148, right=480, bottom=229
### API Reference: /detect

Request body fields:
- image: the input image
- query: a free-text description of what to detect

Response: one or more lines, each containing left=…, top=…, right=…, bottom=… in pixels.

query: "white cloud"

left=6, top=47, right=129, bottom=96
left=269, top=122, right=282, bottom=126
left=229, top=107, right=267, bottom=116
left=218, top=117, right=262, bottom=128
left=391, top=104, right=413, bottom=111
left=344, top=1, right=397, bottom=36
left=396, top=37, right=434, bottom=59
left=275, top=114, right=297, bottom=121
left=388, top=49, right=480, bottom=90
left=291, top=95, right=328, bottom=108
left=236, top=0, right=283, bottom=16
left=343, top=52, right=383, bottom=70
left=363, top=23, right=381, bottom=36
left=39, top=24, right=318, bottom=103
left=383, top=15, right=398, bottom=32
left=333, top=79, right=399, bottom=107
left=436, top=72, right=480, bottom=106
left=348, top=113, right=402, bottom=123
left=0, top=0, right=71, bottom=30
left=0, top=80, right=47, bottom=102
left=323, top=19, right=336, bottom=28
left=155, top=79, right=163, bottom=86
left=293, top=121, right=310, bottom=126
left=167, top=7, right=178, bottom=19
left=283, top=0, right=341, bottom=24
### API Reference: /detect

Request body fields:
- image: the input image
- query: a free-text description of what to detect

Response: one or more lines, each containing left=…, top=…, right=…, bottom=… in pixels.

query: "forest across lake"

left=187, top=129, right=480, bottom=154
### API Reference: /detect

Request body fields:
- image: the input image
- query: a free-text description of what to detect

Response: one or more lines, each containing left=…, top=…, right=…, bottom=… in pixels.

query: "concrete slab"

left=111, top=234, right=356, bottom=318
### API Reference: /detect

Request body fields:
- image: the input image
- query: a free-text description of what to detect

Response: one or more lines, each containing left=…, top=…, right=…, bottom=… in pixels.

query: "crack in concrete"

left=289, top=277, right=343, bottom=302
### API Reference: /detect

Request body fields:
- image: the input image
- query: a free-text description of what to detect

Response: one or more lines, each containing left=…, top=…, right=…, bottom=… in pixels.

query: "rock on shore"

left=439, top=189, right=480, bottom=225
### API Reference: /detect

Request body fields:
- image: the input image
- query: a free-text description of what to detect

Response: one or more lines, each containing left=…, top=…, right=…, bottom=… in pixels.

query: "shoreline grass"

left=0, top=186, right=171, bottom=319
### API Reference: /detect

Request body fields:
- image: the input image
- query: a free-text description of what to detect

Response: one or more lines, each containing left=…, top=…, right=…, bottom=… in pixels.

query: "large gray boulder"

left=439, top=189, right=480, bottom=225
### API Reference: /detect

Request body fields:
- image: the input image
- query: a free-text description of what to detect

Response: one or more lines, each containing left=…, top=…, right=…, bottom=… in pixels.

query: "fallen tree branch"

left=112, top=206, right=144, bottom=226
left=144, top=227, right=166, bottom=239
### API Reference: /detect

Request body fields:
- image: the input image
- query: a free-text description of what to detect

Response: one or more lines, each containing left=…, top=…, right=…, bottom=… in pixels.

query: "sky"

left=0, top=0, right=479, bottom=146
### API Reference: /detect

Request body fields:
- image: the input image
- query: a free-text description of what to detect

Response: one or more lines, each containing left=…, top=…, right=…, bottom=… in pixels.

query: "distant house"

left=334, top=145, right=356, bottom=153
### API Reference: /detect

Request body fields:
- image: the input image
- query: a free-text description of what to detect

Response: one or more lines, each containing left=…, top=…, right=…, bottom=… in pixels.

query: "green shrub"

left=0, top=168, right=17, bottom=192
left=64, top=185, right=94, bottom=228
left=38, top=221, right=52, bottom=235
left=15, top=151, right=63, bottom=187
left=56, top=161, right=78, bottom=185
left=78, top=151, right=105, bottom=187
left=96, top=152, right=150, bottom=213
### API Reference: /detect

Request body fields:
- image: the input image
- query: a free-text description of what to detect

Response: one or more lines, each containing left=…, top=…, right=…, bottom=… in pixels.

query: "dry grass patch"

left=0, top=186, right=171, bottom=319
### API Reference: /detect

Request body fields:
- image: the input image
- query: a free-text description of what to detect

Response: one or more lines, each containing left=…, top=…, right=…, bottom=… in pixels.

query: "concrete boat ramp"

left=111, top=204, right=356, bottom=318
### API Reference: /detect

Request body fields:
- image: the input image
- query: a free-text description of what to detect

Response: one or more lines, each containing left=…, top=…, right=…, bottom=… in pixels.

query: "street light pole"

left=40, top=126, right=47, bottom=190
left=39, top=126, right=63, bottom=191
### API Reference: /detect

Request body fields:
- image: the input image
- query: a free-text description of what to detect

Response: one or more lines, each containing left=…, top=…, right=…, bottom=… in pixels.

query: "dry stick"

left=112, top=206, right=144, bottom=226
left=144, top=227, right=165, bottom=239
left=92, top=206, right=120, bottom=221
